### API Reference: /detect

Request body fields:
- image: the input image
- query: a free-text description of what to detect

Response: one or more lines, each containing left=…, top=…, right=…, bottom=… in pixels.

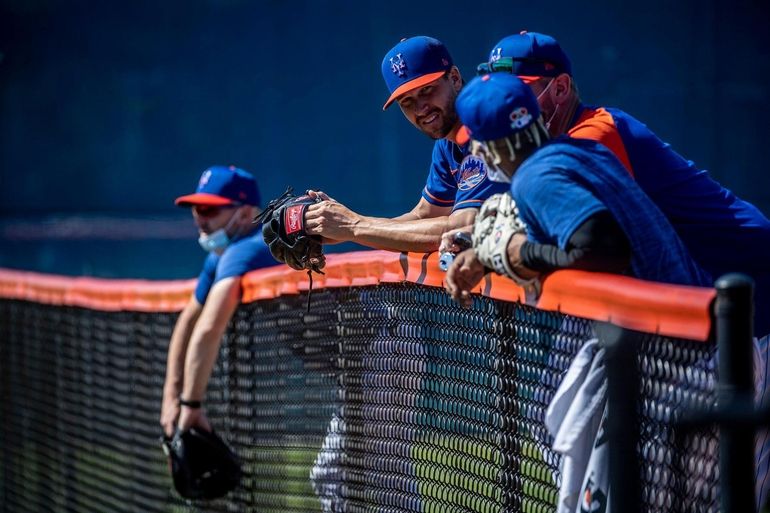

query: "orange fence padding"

left=240, top=251, right=715, bottom=341
left=0, top=268, right=196, bottom=313
left=0, top=250, right=716, bottom=340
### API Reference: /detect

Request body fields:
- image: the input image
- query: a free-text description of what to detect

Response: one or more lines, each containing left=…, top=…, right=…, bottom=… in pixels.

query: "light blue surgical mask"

left=197, top=210, right=240, bottom=254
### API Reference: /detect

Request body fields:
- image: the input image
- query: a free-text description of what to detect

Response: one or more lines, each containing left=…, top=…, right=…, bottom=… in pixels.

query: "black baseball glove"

left=161, top=428, right=242, bottom=500
left=254, top=187, right=325, bottom=273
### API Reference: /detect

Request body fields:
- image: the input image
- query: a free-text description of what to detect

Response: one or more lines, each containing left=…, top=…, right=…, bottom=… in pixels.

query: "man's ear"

left=552, top=73, right=573, bottom=103
left=448, top=66, right=463, bottom=92
left=237, top=205, right=254, bottom=222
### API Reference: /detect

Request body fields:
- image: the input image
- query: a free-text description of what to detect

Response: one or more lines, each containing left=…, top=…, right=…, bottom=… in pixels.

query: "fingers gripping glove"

left=254, top=187, right=325, bottom=273
left=472, top=193, right=538, bottom=290
left=161, top=428, right=242, bottom=500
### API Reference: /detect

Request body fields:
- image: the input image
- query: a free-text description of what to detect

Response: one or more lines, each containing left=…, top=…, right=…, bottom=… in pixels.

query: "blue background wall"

left=2, top=0, right=768, bottom=278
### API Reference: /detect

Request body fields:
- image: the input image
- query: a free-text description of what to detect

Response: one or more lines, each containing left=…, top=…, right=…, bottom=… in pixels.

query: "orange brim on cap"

left=518, top=75, right=543, bottom=84
left=382, top=71, right=447, bottom=110
left=175, top=193, right=235, bottom=207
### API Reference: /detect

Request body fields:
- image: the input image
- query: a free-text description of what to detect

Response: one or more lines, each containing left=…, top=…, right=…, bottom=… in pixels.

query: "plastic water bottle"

left=438, top=232, right=473, bottom=272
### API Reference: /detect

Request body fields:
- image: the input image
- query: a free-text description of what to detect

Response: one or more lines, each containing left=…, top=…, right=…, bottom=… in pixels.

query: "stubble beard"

left=421, top=106, right=459, bottom=140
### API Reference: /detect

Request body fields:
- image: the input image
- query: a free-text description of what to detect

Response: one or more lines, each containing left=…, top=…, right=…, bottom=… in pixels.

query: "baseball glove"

left=161, top=428, right=242, bottom=500
left=472, top=193, right=539, bottom=292
left=254, top=187, right=325, bottom=273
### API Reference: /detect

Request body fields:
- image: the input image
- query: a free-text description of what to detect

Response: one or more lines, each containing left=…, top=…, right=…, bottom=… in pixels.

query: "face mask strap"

left=222, top=206, right=243, bottom=238
left=536, top=79, right=560, bottom=131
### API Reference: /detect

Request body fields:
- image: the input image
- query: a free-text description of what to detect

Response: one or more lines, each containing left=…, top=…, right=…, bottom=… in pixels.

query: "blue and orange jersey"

left=569, top=105, right=770, bottom=335
left=422, top=138, right=510, bottom=211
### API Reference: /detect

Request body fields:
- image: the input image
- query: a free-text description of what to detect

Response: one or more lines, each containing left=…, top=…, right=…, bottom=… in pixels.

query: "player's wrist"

left=350, top=216, right=369, bottom=239
left=178, top=396, right=203, bottom=409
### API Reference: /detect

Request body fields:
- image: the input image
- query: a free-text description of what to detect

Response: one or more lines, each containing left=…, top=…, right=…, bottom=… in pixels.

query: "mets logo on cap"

left=457, top=155, right=487, bottom=191
left=198, top=169, right=212, bottom=188
left=390, top=53, right=407, bottom=77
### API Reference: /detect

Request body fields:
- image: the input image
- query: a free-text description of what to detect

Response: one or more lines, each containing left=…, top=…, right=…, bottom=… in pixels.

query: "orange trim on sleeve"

left=569, top=107, right=634, bottom=178
left=452, top=199, right=483, bottom=209
left=422, top=187, right=456, bottom=205
left=0, top=251, right=715, bottom=341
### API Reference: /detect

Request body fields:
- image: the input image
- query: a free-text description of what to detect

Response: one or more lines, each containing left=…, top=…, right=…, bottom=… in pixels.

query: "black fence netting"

left=0, top=283, right=718, bottom=513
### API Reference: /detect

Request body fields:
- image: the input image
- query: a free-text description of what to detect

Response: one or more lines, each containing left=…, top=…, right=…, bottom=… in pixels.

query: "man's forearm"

left=163, top=300, right=201, bottom=397
left=352, top=215, right=451, bottom=252
left=516, top=211, right=632, bottom=274
left=180, top=278, right=241, bottom=402
left=181, top=326, right=226, bottom=401
left=352, top=208, right=478, bottom=253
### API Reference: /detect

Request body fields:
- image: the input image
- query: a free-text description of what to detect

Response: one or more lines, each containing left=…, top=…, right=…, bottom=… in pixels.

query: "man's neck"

left=556, top=96, right=581, bottom=136
left=445, top=121, right=463, bottom=145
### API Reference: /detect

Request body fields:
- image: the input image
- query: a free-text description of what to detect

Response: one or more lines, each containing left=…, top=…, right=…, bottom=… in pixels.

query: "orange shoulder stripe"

left=569, top=107, right=634, bottom=177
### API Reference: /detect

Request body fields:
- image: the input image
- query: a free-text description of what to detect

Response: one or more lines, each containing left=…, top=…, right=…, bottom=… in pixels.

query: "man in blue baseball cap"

left=445, top=73, right=710, bottom=307
left=482, top=35, right=770, bottom=507
left=161, top=165, right=275, bottom=437
left=480, top=30, right=770, bottom=335
left=303, top=36, right=508, bottom=252
left=305, top=38, right=514, bottom=513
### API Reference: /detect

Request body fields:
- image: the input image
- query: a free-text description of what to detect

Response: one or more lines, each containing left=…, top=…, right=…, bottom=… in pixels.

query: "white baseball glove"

left=472, top=193, right=538, bottom=290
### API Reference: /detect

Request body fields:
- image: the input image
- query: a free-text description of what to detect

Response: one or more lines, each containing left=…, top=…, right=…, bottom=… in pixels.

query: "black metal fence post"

left=598, top=323, right=641, bottom=513
left=715, top=273, right=755, bottom=513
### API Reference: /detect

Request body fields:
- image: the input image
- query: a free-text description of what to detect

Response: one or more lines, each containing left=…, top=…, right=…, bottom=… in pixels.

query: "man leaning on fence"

left=444, top=72, right=710, bottom=302
left=160, top=165, right=275, bottom=436
left=444, top=72, right=715, bottom=511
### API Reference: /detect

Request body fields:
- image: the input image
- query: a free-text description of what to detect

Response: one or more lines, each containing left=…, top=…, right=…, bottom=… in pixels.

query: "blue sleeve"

left=421, top=141, right=457, bottom=207
left=512, top=164, right=606, bottom=248
left=194, top=253, right=219, bottom=305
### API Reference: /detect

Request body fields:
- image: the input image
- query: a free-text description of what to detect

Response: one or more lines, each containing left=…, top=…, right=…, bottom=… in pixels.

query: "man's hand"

left=161, top=390, right=182, bottom=437
left=178, top=405, right=212, bottom=433
left=304, top=201, right=363, bottom=242
left=473, top=193, right=540, bottom=292
left=305, top=190, right=336, bottom=202
left=439, top=225, right=474, bottom=255
left=445, top=249, right=486, bottom=308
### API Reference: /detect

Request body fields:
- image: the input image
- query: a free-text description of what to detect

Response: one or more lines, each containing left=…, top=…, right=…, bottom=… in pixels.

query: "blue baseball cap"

left=381, top=36, right=454, bottom=110
left=455, top=73, right=541, bottom=145
left=175, top=165, right=260, bottom=207
left=485, top=31, right=572, bottom=83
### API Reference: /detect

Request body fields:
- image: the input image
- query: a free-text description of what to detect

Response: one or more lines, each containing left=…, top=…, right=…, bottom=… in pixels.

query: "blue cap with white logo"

left=175, top=165, right=260, bottom=207
left=381, top=36, right=453, bottom=110
left=485, top=31, right=572, bottom=83
left=455, top=73, right=541, bottom=144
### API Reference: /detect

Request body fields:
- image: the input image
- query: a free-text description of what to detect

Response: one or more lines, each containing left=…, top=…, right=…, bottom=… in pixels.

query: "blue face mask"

left=197, top=210, right=239, bottom=254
